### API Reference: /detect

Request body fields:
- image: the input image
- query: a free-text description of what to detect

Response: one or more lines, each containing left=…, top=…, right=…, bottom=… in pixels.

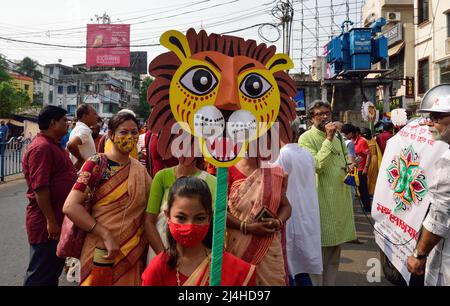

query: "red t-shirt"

left=22, top=133, right=77, bottom=244
left=142, top=251, right=256, bottom=286
left=353, top=135, right=370, bottom=172
left=148, top=133, right=178, bottom=177
left=376, top=131, right=393, bottom=154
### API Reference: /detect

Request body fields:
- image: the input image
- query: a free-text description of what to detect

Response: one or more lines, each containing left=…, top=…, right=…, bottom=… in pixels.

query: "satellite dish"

left=58, top=59, right=62, bottom=63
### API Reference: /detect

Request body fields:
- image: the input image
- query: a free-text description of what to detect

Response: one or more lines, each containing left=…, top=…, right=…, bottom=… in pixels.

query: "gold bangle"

left=87, top=220, right=97, bottom=233
left=277, top=218, right=283, bottom=227
left=240, top=221, right=245, bottom=233
left=244, top=221, right=248, bottom=235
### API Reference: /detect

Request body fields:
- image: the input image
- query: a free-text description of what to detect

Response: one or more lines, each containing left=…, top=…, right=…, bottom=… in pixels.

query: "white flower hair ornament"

left=391, top=108, right=408, bottom=127
left=361, top=101, right=377, bottom=122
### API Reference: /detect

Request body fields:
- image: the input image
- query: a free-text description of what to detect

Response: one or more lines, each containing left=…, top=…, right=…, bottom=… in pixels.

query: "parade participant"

left=0, top=120, right=9, bottom=142
left=144, top=158, right=216, bottom=263
left=63, top=112, right=151, bottom=286
left=361, top=128, right=381, bottom=197
left=334, top=121, right=357, bottom=169
left=376, top=122, right=394, bottom=154
left=341, top=124, right=371, bottom=212
left=142, top=176, right=255, bottom=286
left=90, top=118, right=103, bottom=152
left=274, top=121, right=322, bottom=286
left=22, top=106, right=77, bottom=286
left=225, top=157, right=291, bottom=286
left=146, top=132, right=178, bottom=178
left=67, top=104, right=98, bottom=170
left=298, top=100, right=356, bottom=286
left=102, top=109, right=139, bottom=159
left=407, top=84, right=450, bottom=286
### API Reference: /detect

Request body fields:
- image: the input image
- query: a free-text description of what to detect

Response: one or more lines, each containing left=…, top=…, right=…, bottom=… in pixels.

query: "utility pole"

left=91, top=13, right=111, bottom=24
left=272, top=0, right=294, bottom=56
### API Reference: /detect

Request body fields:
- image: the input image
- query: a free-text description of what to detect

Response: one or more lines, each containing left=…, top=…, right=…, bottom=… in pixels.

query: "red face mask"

left=168, top=220, right=210, bottom=248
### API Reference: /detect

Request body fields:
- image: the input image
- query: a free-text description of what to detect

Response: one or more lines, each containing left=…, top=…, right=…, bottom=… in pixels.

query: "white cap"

left=118, top=109, right=137, bottom=117
left=418, top=84, right=450, bottom=113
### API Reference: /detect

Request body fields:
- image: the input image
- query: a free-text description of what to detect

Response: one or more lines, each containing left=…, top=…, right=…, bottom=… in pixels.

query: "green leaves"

left=137, top=77, right=153, bottom=120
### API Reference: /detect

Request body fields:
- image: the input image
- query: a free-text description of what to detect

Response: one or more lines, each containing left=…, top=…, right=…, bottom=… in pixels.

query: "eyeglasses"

left=419, top=113, right=450, bottom=126
left=313, top=111, right=331, bottom=118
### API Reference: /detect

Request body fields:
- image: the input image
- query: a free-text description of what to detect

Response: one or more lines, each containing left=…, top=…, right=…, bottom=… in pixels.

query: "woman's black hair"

left=361, top=128, right=372, bottom=140
left=107, top=112, right=140, bottom=136
left=165, top=176, right=213, bottom=270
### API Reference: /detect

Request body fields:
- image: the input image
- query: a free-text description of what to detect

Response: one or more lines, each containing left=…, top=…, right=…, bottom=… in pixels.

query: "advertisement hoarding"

left=86, top=24, right=130, bottom=68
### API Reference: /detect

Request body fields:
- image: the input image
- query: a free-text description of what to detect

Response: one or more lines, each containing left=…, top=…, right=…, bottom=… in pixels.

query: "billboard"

left=293, top=89, right=305, bottom=110
left=86, top=24, right=130, bottom=68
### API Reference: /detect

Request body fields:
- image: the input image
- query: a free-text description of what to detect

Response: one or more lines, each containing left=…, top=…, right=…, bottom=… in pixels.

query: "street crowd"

left=20, top=83, right=450, bottom=286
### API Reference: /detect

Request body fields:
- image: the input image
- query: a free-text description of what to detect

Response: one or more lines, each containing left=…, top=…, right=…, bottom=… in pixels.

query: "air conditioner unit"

left=446, top=38, right=450, bottom=55
left=387, top=12, right=401, bottom=22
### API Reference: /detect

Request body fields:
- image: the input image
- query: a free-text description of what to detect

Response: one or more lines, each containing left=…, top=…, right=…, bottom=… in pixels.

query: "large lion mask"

left=147, top=28, right=296, bottom=167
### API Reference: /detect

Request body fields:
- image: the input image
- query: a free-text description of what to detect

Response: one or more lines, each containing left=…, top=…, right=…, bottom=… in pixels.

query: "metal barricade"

left=0, top=137, right=31, bottom=182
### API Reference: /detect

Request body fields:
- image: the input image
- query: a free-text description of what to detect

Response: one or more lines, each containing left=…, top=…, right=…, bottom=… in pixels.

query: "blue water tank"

left=371, top=35, right=388, bottom=64
left=349, top=28, right=372, bottom=55
left=327, top=37, right=342, bottom=63
left=349, top=28, right=372, bottom=70
left=341, top=32, right=351, bottom=70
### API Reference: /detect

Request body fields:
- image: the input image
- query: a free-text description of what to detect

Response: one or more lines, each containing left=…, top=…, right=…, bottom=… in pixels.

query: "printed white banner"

left=372, top=119, right=448, bottom=284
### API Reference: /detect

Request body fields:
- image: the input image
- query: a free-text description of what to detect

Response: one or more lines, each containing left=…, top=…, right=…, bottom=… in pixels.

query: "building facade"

left=414, top=0, right=450, bottom=104
left=9, top=73, right=33, bottom=101
left=362, top=0, right=416, bottom=110
left=42, top=64, right=139, bottom=118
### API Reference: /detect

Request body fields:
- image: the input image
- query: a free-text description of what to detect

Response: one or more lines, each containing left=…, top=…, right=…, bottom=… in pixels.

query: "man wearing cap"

left=298, top=100, right=356, bottom=286
left=407, top=84, right=450, bottom=286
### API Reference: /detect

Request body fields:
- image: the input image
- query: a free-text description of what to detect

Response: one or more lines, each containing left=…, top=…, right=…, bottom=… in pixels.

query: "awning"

left=388, top=41, right=405, bottom=58
left=0, top=119, right=24, bottom=127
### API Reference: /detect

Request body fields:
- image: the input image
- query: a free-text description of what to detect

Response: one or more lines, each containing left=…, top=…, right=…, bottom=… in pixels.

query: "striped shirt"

left=298, top=126, right=356, bottom=247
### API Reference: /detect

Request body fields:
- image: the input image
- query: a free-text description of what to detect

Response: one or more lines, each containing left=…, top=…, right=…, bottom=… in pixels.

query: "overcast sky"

left=0, top=0, right=364, bottom=74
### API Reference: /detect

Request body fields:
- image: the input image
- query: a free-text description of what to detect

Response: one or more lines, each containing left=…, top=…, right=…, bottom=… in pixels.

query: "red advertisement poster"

left=86, top=24, right=130, bottom=68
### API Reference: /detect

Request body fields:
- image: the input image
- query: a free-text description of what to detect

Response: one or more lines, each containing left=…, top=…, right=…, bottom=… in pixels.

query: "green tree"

left=0, top=56, right=11, bottom=83
left=0, top=82, right=31, bottom=117
left=33, top=92, right=44, bottom=105
left=137, top=77, right=153, bottom=120
left=17, top=57, right=42, bottom=82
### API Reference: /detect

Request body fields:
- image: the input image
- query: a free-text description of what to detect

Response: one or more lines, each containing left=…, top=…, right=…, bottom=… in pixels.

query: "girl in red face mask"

left=142, top=176, right=256, bottom=286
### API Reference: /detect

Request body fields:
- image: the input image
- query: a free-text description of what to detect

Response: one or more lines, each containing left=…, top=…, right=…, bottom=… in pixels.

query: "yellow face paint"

left=113, top=135, right=138, bottom=154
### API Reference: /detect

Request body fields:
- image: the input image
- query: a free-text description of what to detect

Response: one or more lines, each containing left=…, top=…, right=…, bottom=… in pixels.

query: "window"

left=447, top=13, right=450, bottom=38
left=49, top=79, right=53, bottom=85
left=103, top=103, right=119, bottom=114
left=390, top=49, right=405, bottom=79
left=418, top=58, right=429, bottom=94
left=418, top=0, right=429, bottom=24
left=58, top=86, right=64, bottom=94
left=67, top=85, right=77, bottom=94
left=24, top=84, right=30, bottom=91
left=49, top=90, right=53, bottom=104
left=49, top=67, right=54, bottom=75
left=439, top=59, right=450, bottom=83
left=67, top=105, right=77, bottom=115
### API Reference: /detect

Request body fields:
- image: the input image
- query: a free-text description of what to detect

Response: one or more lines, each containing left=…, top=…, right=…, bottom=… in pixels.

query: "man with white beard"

left=407, top=84, right=450, bottom=286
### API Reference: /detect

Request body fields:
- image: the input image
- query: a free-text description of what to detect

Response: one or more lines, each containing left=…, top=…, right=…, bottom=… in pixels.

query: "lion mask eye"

left=180, top=66, right=218, bottom=96
left=240, top=73, right=272, bottom=99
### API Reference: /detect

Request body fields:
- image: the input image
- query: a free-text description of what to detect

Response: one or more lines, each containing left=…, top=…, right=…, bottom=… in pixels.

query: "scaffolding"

left=292, top=0, right=366, bottom=74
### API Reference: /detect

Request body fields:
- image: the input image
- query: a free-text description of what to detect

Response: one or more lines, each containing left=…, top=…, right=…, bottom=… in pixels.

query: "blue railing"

left=0, top=137, right=31, bottom=182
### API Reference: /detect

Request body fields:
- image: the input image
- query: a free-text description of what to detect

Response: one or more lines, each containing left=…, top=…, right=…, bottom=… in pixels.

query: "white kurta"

left=274, top=144, right=323, bottom=276
left=423, top=149, right=450, bottom=286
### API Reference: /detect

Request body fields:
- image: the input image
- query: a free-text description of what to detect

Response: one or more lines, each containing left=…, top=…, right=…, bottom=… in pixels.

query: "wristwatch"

left=412, top=248, right=428, bottom=260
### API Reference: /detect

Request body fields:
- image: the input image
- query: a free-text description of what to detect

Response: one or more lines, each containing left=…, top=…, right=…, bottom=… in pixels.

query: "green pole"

left=209, top=167, right=228, bottom=286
